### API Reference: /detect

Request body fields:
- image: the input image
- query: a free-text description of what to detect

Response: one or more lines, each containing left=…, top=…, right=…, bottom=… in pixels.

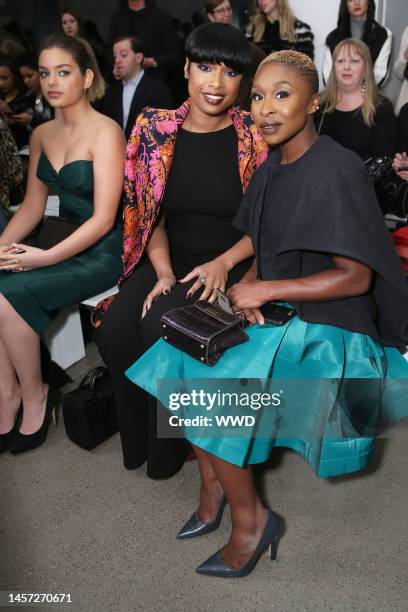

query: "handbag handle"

left=79, top=366, right=109, bottom=397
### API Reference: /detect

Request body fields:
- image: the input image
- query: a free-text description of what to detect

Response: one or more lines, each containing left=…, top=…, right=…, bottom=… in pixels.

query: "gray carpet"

left=1, top=347, right=407, bottom=611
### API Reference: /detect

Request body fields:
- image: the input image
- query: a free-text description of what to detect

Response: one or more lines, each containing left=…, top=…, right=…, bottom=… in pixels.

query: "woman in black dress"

left=316, top=38, right=396, bottom=161
left=95, top=23, right=267, bottom=479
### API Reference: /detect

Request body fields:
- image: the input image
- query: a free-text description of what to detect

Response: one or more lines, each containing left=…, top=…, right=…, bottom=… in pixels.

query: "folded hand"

left=0, top=243, right=50, bottom=272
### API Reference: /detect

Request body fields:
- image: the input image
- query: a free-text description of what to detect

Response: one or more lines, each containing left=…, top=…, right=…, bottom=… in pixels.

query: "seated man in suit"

left=101, top=36, right=173, bottom=140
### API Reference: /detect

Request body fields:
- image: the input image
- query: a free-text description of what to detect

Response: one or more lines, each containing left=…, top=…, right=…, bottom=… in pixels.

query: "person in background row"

left=246, top=0, right=314, bottom=59
left=0, top=117, right=24, bottom=227
left=205, top=0, right=234, bottom=25
left=316, top=38, right=396, bottom=162
left=0, top=54, right=35, bottom=148
left=204, top=0, right=266, bottom=110
left=397, top=103, right=408, bottom=153
left=60, top=8, right=82, bottom=38
left=392, top=103, right=408, bottom=182
left=61, top=8, right=110, bottom=80
left=109, top=0, right=182, bottom=84
left=17, top=53, right=54, bottom=129
left=0, top=17, right=26, bottom=58
left=394, top=26, right=408, bottom=116
left=323, top=0, right=392, bottom=87
left=94, top=23, right=268, bottom=480
left=100, top=36, right=172, bottom=141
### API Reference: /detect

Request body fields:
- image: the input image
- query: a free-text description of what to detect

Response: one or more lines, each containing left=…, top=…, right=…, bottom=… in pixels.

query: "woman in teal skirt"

left=126, top=51, right=408, bottom=577
left=0, top=34, right=125, bottom=455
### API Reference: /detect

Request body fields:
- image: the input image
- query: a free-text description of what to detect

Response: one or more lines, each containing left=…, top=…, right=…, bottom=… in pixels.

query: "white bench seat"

left=45, top=287, right=118, bottom=369
left=81, top=286, right=119, bottom=308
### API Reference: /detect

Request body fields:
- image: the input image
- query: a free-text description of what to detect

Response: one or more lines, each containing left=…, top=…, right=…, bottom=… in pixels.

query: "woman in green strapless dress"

left=0, top=153, right=123, bottom=333
left=0, top=34, right=125, bottom=455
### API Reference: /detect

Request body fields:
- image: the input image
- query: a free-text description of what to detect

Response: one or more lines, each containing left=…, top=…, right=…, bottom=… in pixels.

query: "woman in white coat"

left=394, top=26, right=408, bottom=116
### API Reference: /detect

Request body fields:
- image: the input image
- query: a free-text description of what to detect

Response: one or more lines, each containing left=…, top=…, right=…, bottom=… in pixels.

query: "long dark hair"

left=39, top=34, right=105, bottom=101
left=60, top=7, right=83, bottom=36
left=327, top=0, right=376, bottom=51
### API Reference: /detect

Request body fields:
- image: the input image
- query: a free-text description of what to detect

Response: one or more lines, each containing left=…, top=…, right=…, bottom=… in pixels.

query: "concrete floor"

left=1, top=346, right=408, bottom=612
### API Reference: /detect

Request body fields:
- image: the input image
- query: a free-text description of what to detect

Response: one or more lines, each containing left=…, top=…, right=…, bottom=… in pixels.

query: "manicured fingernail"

left=163, top=290, right=169, bottom=295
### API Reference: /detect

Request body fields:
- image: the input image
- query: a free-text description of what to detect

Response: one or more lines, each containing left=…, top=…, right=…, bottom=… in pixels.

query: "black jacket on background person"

left=3, top=90, right=36, bottom=148
left=249, top=19, right=315, bottom=59
left=109, top=0, right=182, bottom=82
left=99, top=74, right=173, bottom=140
left=398, top=103, right=408, bottom=152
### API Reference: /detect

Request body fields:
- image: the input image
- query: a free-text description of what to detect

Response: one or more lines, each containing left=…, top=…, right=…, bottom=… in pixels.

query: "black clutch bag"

left=161, top=300, right=249, bottom=366
left=61, top=366, right=118, bottom=450
left=26, top=215, right=80, bottom=249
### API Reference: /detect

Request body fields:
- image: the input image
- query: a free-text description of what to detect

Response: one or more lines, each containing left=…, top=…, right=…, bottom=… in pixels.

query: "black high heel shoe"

left=195, top=509, right=280, bottom=578
left=177, top=496, right=227, bottom=540
left=0, top=403, right=23, bottom=455
left=9, top=387, right=60, bottom=455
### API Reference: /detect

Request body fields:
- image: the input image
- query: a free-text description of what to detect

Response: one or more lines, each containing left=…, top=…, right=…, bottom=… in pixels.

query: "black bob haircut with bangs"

left=185, top=23, right=251, bottom=75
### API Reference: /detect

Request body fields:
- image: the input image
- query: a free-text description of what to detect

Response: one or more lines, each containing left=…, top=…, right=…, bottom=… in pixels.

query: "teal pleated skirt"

left=126, top=317, right=408, bottom=478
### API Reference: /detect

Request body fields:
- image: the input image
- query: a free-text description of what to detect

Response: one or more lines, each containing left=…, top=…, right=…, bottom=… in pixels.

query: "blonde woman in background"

left=316, top=38, right=396, bottom=161
left=246, top=0, right=314, bottom=59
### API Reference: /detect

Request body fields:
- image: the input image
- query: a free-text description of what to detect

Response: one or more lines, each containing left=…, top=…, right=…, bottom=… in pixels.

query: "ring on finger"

left=199, top=277, right=207, bottom=286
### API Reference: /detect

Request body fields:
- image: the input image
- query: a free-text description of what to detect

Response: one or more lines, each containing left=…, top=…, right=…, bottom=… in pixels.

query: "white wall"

left=289, top=0, right=339, bottom=88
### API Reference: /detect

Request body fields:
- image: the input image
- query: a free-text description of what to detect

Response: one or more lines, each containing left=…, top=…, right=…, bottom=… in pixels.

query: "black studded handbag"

left=61, top=367, right=118, bottom=450
left=161, top=298, right=249, bottom=366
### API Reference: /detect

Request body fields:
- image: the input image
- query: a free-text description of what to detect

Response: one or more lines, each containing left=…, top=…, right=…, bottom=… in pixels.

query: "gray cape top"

left=234, top=136, right=408, bottom=347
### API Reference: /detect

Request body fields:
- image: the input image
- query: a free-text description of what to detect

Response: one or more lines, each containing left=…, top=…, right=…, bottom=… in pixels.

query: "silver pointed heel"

left=177, top=496, right=227, bottom=540
left=195, top=509, right=280, bottom=578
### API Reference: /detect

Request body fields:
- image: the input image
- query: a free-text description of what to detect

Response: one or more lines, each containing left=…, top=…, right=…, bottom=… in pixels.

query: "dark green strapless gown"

left=0, top=153, right=123, bottom=334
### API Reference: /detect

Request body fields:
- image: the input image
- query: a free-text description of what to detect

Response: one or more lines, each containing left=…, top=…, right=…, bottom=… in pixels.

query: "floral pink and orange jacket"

left=93, top=100, right=268, bottom=325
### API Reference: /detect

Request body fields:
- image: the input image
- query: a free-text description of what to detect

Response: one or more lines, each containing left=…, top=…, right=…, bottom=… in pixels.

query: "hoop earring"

left=361, top=76, right=367, bottom=93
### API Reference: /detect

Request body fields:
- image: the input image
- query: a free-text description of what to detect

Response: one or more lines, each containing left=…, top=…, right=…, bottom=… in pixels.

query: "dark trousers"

left=95, top=258, right=192, bottom=478
left=95, top=256, right=251, bottom=479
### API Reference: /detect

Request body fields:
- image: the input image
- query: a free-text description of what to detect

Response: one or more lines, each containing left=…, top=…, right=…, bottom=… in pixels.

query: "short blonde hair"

left=257, top=49, right=319, bottom=93
left=320, top=38, right=379, bottom=126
